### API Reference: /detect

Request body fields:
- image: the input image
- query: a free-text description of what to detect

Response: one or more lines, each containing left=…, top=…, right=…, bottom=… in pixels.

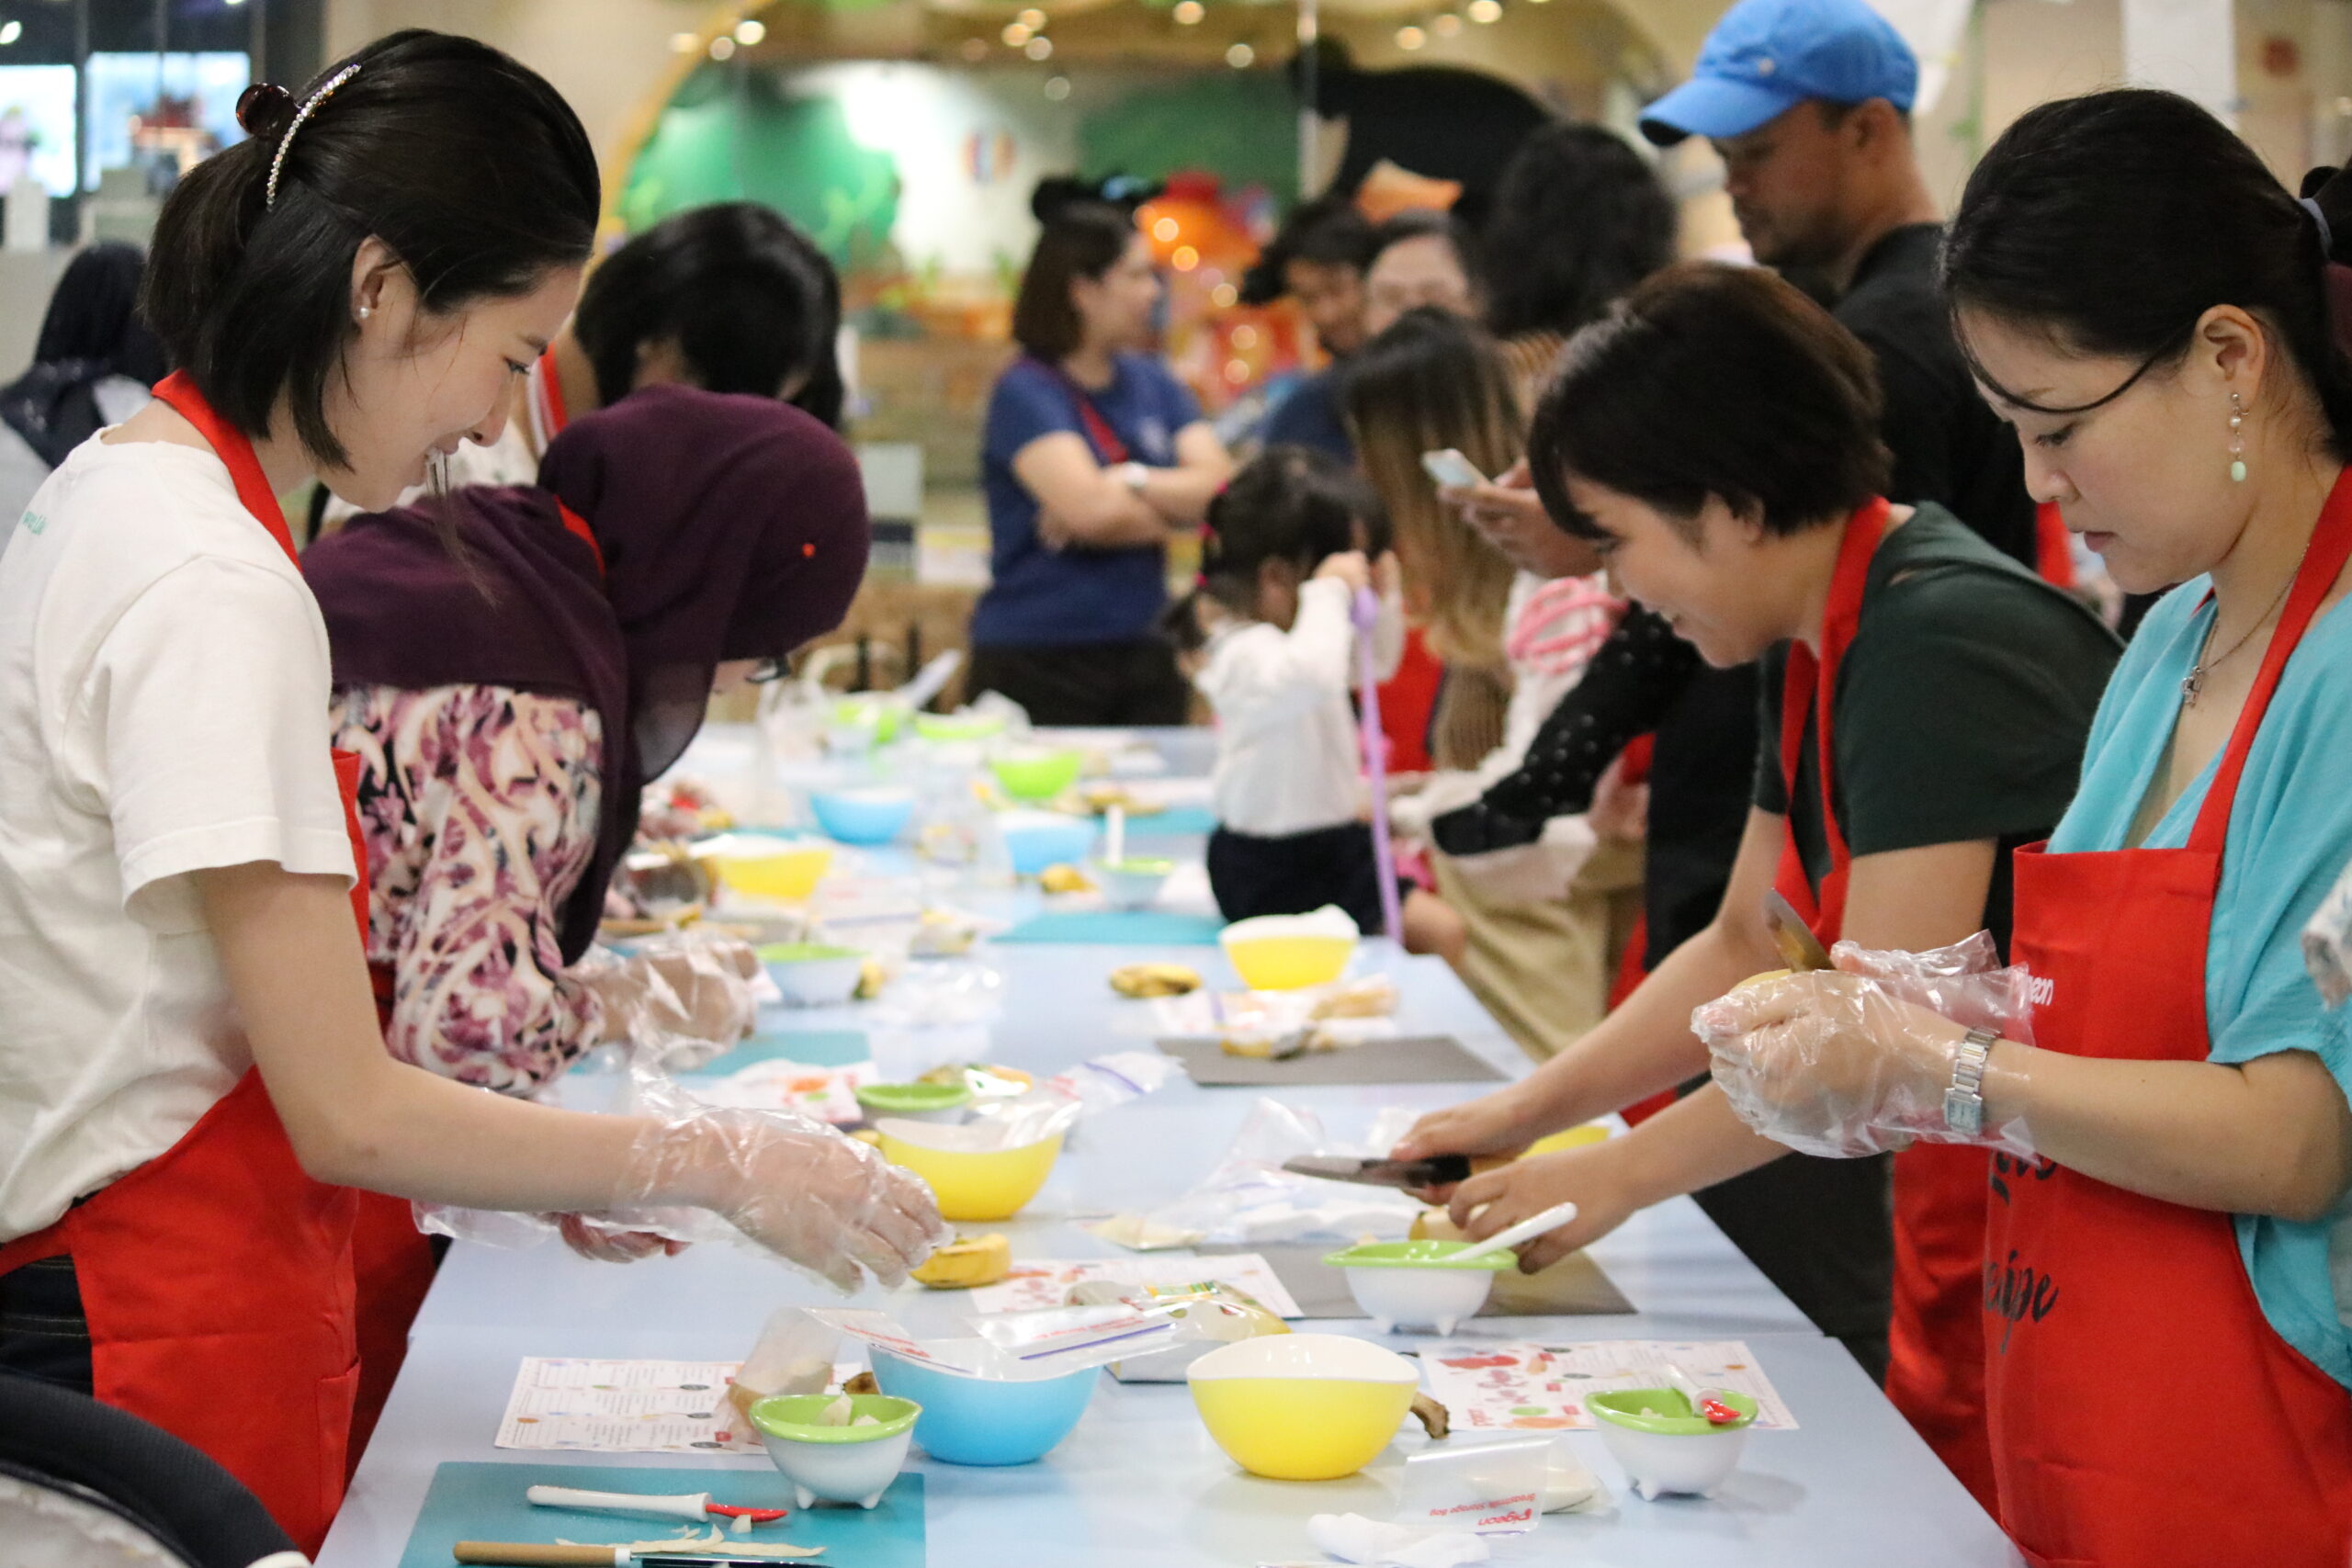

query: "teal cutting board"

left=398, top=1461, right=924, bottom=1568
left=997, top=909, right=1227, bottom=945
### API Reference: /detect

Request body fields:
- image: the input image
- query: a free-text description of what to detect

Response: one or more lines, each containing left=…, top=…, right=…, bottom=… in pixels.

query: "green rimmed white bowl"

left=1586, top=1386, right=1759, bottom=1500
left=748, top=1393, right=921, bottom=1509
left=1321, top=1239, right=1516, bottom=1335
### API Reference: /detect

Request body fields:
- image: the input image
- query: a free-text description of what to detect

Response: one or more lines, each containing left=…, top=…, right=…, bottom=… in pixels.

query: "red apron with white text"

left=1773, top=496, right=1996, bottom=1508
left=0, top=372, right=372, bottom=1553
left=1994, top=469, right=2352, bottom=1567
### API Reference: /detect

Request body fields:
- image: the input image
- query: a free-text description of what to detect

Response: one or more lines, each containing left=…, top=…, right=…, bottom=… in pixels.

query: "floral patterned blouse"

left=332, top=683, right=607, bottom=1096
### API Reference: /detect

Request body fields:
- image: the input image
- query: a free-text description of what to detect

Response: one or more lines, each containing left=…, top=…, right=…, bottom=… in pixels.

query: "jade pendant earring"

left=2229, top=390, right=2247, bottom=483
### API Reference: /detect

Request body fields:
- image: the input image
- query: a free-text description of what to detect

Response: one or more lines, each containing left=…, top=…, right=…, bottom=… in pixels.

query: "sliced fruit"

left=910, top=1231, right=1012, bottom=1289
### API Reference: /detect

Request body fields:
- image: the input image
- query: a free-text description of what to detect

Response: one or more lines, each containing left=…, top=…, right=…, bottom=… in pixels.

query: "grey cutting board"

left=1157, top=1033, right=1507, bottom=1086
left=1197, top=1242, right=1634, bottom=1318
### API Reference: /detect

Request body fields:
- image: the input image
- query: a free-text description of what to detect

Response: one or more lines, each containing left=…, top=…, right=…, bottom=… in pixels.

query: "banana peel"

left=910, top=1232, right=1012, bottom=1289
left=1109, top=962, right=1202, bottom=998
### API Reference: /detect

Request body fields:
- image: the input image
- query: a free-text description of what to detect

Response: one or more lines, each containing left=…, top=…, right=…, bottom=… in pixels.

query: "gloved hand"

left=582, top=934, right=762, bottom=1062
left=554, top=1212, right=688, bottom=1263
left=1691, top=934, right=2037, bottom=1160
left=616, top=1105, right=949, bottom=1292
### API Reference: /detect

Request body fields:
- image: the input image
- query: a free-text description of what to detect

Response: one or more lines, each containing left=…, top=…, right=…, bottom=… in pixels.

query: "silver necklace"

left=2182, top=564, right=2299, bottom=705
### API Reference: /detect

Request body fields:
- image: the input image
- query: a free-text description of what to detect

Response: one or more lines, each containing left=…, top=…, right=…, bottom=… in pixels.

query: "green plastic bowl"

left=990, top=749, right=1084, bottom=801
left=915, top=711, right=1008, bottom=741
left=1586, top=1387, right=1759, bottom=1435
left=757, top=942, right=863, bottom=964
left=749, top=1393, right=922, bottom=1444
left=1319, top=1239, right=1520, bottom=1271
left=855, top=1081, right=974, bottom=1121
left=833, top=697, right=906, bottom=744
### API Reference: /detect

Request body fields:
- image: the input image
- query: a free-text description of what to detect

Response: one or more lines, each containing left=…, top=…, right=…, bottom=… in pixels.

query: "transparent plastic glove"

left=1692, top=935, right=2037, bottom=1160
left=581, top=933, right=762, bottom=1067
left=555, top=1213, right=686, bottom=1263
left=615, top=1102, right=950, bottom=1291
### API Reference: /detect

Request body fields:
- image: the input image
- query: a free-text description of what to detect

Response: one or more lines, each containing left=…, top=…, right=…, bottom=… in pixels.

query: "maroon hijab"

left=309, top=384, right=870, bottom=961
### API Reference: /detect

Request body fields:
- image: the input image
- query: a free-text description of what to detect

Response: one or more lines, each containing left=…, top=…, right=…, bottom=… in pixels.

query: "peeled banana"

left=910, top=1232, right=1012, bottom=1289
left=1039, top=864, right=1096, bottom=895
left=1109, top=962, right=1202, bottom=998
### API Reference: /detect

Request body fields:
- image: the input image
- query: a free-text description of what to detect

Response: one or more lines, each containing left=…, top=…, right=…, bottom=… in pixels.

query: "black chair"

left=0, top=1374, right=305, bottom=1567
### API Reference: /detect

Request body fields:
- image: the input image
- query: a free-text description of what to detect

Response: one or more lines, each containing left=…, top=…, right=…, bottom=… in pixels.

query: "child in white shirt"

left=1168, top=446, right=1460, bottom=954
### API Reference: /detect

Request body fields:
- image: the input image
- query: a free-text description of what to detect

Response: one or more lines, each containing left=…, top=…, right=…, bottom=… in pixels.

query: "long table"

left=320, top=728, right=2020, bottom=1567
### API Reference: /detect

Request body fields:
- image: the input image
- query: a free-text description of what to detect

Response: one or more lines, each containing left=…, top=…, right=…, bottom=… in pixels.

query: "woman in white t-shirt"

left=0, top=34, right=941, bottom=1553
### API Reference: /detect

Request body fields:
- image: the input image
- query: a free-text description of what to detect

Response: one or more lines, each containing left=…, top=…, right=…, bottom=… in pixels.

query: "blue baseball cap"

left=1638, top=0, right=1917, bottom=147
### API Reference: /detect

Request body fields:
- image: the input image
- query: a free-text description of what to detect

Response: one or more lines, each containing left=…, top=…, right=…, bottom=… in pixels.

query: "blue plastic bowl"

left=1000, top=813, right=1094, bottom=877
left=809, top=787, right=916, bottom=846
left=868, top=1349, right=1098, bottom=1466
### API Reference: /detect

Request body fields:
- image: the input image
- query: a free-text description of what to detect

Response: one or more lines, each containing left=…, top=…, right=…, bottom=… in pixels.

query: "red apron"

left=0, top=373, right=373, bottom=1553
left=1773, top=496, right=1997, bottom=1509
left=1995, top=473, right=2352, bottom=1566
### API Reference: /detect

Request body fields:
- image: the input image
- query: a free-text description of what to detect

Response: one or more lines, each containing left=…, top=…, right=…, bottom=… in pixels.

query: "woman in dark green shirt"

left=1394, top=261, right=2117, bottom=1504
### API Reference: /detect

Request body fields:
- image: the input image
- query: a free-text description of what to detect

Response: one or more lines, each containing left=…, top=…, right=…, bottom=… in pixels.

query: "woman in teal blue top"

left=968, top=195, right=1231, bottom=725
left=1702, top=90, right=2352, bottom=1567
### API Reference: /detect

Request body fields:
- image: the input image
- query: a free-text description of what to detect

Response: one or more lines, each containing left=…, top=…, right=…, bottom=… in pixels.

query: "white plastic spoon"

left=1445, top=1198, right=1582, bottom=1266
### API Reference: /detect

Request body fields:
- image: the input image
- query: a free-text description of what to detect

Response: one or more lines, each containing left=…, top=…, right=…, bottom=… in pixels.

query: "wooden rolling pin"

left=456, top=1548, right=622, bottom=1566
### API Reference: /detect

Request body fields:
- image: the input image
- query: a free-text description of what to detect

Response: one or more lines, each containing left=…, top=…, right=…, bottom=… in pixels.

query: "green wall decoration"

left=616, top=64, right=901, bottom=265
left=1077, top=71, right=1296, bottom=203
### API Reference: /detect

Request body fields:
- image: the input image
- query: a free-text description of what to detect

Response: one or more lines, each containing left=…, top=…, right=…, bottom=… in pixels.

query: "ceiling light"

left=1396, top=24, right=1425, bottom=49
left=1173, top=1, right=1205, bottom=23
left=1432, top=12, right=1462, bottom=36
left=707, top=33, right=737, bottom=59
left=734, top=17, right=766, bottom=45
left=1468, top=0, right=1501, bottom=22
left=1025, top=34, right=1053, bottom=59
left=1226, top=41, right=1254, bottom=67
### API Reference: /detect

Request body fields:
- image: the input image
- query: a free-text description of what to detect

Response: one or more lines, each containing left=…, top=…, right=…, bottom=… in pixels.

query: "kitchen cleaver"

left=1282, top=1154, right=1473, bottom=1189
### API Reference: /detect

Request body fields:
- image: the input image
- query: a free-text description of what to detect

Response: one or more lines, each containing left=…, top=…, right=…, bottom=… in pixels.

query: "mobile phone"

left=1419, top=448, right=1487, bottom=491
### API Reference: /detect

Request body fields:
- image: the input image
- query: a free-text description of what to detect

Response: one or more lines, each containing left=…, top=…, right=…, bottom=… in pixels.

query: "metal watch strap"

left=1944, top=1027, right=1996, bottom=1138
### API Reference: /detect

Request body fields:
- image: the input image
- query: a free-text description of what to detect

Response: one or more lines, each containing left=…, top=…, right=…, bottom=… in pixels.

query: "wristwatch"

left=1944, top=1028, right=1997, bottom=1138
left=1112, top=461, right=1151, bottom=493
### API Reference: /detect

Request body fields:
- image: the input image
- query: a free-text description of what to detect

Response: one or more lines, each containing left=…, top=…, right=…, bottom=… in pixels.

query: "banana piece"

left=1736, top=967, right=1794, bottom=991
left=1109, top=962, right=1202, bottom=998
left=1039, top=863, right=1096, bottom=895
left=910, top=1232, right=1012, bottom=1289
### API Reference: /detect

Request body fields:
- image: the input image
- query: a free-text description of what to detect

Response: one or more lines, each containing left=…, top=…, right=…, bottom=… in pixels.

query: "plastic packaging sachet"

left=803, top=1294, right=1250, bottom=1383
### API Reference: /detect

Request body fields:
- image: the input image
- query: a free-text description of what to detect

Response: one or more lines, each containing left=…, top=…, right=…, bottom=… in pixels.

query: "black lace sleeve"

left=1429, top=605, right=1700, bottom=854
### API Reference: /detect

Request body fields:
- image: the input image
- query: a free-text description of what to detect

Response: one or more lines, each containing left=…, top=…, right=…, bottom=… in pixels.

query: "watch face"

left=1943, top=1089, right=1983, bottom=1138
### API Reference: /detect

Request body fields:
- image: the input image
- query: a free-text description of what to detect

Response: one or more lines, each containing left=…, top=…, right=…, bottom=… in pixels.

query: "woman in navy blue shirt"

left=969, top=200, right=1232, bottom=724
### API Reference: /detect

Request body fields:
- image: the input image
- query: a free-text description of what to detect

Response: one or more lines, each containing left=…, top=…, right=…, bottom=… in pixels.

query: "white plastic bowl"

left=1587, top=1388, right=1757, bottom=1500
left=761, top=943, right=865, bottom=1007
left=1321, top=1239, right=1512, bottom=1336
left=748, top=1393, right=920, bottom=1509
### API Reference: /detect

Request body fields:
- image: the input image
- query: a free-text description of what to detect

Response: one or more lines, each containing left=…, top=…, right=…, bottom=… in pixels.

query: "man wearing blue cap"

left=1641, top=0, right=2040, bottom=575
left=1638, top=0, right=2007, bottom=1517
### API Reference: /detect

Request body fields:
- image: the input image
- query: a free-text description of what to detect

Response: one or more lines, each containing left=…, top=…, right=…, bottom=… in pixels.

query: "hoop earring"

left=2229, top=389, right=2247, bottom=483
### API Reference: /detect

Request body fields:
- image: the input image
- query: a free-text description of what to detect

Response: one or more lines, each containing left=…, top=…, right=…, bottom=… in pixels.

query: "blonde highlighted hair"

left=1343, top=306, right=1523, bottom=671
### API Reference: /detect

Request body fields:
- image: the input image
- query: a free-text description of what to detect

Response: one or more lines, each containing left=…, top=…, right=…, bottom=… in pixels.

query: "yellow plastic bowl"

left=702, top=842, right=833, bottom=902
left=1222, top=935, right=1357, bottom=991
left=875, top=1131, right=1064, bottom=1222
left=1187, top=1334, right=1419, bottom=1481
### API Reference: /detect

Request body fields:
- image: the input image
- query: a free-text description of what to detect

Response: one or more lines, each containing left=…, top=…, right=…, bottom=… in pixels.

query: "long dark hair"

left=1942, top=86, right=2352, bottom=457
left=34, top=243, right=165, bottom=385
left=1012, top=199, right=1137, bottom=362
left=1529, top=263, right=1889, bottom=541
left=574, top=203, right=845, bottom=429
left=1483, top=123, right=1675, bottom=341
left=1166, top=444, right=1387, bottom=649
left=141, top=30, right=600, bottom=468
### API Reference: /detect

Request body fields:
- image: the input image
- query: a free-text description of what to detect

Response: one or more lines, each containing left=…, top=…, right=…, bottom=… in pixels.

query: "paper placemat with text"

left=1418, top=1339, right=1798, bottom=1432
